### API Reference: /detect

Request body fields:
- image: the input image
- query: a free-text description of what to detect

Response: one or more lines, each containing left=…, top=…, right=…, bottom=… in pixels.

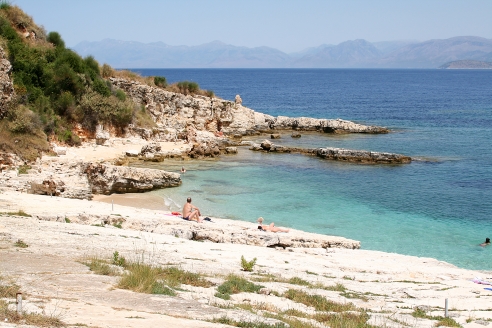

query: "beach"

left=1, top=143, right=492, bottom=327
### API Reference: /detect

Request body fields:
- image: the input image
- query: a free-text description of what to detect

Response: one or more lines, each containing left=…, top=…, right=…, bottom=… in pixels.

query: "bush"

left=112, top=251, right=126, bottom=267
left=154, top=76, right=167, bottom=88
left=0, top=1, right=11, bottom=10
left=46, top=31, right=64, bottom=48
left=92, top=78, right=111, bottom=97
left=77, top=90, right=134, bottom=130
left=240, top=255, right=257, bottom=272
left=84, top=55, right=100, bottom=79
left=101, top=63, right=114, bottom=78
left=176, top=81, right=199, bottom=95
left=7, top=105, right=38, bottom=133
left=115, top=89, right=126, bottom=101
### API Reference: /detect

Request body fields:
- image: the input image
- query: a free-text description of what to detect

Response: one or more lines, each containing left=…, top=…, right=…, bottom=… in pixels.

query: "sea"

left=129, top=68, right=492, bottom=271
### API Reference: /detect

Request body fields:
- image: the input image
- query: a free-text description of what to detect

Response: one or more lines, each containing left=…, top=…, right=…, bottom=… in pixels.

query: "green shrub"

left=92, top=78, right=111, bottom=97
left=115, top=89, right=126, bottom=101
left=84, top=55, right=100, bottom=79
left=240, top=255, right=257, bottom=272
left=176, top=81, right=199, bottom=95
left=77, top=90, right=134, bottom=130
left=17, top=164, right=30, bottom=174
left=14, top=239, right=28, bottom=248
left=154, top=76, right=167, bottom=88
left=46, top=31, right=64, bottom=48
left=112, top=251, right=126, bottom=267
left=0, top=1, right=11, bottom=10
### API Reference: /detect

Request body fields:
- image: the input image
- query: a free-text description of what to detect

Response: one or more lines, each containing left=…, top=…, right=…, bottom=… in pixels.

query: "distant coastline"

left=439, top=60, right=492, bottom=69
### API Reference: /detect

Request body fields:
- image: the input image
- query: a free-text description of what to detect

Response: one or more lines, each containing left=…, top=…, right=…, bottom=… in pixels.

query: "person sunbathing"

left=182, top=197, right=202, bottom=222
left=257, top=217, right=289, bottom=233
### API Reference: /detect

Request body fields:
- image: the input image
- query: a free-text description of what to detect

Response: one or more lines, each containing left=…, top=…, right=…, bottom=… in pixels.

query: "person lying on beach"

left=182, top=197, right=202, bottom=222
left=257, top=217, right=289, bottom=233
left=480, top=238, right=491, bottom=247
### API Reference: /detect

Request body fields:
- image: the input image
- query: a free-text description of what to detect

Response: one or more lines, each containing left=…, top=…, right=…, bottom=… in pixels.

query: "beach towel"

left=472, top=278, right=492, bottom=285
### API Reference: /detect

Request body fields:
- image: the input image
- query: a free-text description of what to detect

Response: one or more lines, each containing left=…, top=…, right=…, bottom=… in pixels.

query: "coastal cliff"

left=110, top=77, right=389, bottom=137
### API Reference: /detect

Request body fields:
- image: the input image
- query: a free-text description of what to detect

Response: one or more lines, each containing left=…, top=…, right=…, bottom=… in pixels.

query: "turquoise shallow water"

left=129, top=69, right=492, bottom=270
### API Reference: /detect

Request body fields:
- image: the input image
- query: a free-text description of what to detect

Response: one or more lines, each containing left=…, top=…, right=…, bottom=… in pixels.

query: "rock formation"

left=110, top=78, right=389, bottom=137
left=83, top=162, right=181, bottom=194
left=1, top=154, right=182, bottom=199
left=0, top=46, right=15, bottom=119
left=31, top=211, right=360, bottom=250
left=251, top=141, right=411, bottom=164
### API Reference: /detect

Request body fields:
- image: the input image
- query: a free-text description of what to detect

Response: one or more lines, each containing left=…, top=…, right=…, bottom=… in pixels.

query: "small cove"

left=127, top=68, right=492, bottom=269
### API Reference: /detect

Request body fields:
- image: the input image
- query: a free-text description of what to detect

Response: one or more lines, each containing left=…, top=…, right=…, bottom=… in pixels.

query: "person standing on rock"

left=183, top=197, right=202, bottom=222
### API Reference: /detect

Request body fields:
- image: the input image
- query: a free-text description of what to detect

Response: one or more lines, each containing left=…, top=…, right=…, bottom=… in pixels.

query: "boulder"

left=125, top=150, right=140, bottom=157
left=270, top=134, right=281, bottom=139
left=140, top=142, right=161, bottom=155
left=260, top=140, right=272, bottom=151
left=83, top=163, right=181, bottom=194
left=95, top=126, right=110, bottom=145
left=291, top=132, right=301, bottom=138
left=53, top=146, right=67, bottom=156
left=225, top=147, right=238, bottom=154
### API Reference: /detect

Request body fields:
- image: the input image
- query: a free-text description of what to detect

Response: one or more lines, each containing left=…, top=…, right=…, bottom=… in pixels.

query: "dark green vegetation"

left=0, top=4, right=213, bottom=162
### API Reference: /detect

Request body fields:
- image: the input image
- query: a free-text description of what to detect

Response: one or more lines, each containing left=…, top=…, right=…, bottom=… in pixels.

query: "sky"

left=11, top=0, right=492, bottom=53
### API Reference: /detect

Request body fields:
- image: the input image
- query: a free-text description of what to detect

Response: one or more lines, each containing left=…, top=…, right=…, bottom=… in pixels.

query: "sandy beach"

left=1, top=143, right=492, bottom=328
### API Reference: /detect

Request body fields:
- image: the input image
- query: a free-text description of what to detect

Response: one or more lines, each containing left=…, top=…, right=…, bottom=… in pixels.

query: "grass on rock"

left=284, top=289, right=355, bottom=312
left=215, top=274, right=264, bottom=300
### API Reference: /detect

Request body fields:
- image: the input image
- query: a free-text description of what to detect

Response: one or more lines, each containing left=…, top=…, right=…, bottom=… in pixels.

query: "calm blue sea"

left=130, top=69, right=492, bottom=270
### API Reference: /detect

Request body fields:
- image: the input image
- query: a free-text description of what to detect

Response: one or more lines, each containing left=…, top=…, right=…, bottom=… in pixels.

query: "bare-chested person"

left=182, top=197, right=202, bottom=222
left=257, top=217, right=289, bottom=232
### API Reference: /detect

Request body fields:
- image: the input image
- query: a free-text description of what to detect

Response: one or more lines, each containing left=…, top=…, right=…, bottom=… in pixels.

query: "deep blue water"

left=130, top=69, right=492, bottom=270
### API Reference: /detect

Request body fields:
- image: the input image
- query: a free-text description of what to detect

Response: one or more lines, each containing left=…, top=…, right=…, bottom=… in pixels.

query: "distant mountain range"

left=72, top=36, right=492, bottom=69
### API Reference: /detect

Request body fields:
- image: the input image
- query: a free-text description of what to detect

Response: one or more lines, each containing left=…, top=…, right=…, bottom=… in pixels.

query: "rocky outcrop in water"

left=110, top=78, right=389, bottom=137
left=0, top=47, right=14, bottom=119
left=251, top=141, right=411, bottom=164
left=83, top=162, right=181, bottom=194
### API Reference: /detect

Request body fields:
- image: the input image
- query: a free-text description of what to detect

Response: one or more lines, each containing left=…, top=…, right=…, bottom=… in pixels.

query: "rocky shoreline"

left=2, top=189, right=492, bottom=328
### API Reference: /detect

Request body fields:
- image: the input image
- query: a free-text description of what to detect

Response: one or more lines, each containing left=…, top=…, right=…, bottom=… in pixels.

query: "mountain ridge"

left=73, top=36, right=492, bottom=69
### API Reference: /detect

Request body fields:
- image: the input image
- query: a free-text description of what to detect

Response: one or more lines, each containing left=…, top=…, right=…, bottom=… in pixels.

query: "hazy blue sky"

left=12, top=0, right=492, bottom=53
